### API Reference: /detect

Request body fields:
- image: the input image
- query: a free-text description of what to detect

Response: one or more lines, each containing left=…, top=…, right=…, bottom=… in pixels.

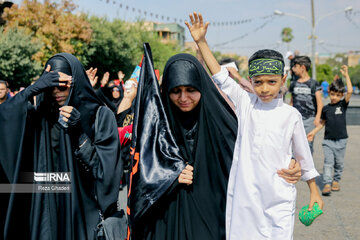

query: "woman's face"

left=112, top=87, right=121, bottom=99
left=169, top=86, right=201, bottom=112
left=52, top=86, right=70, bottom=106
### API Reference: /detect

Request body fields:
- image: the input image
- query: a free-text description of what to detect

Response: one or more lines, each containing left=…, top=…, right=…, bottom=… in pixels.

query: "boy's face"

left=291, top=64, right=303, bottom=76
left=329, top=90, right=343, bottom=104
left=250, top=74, right=286, bottom=103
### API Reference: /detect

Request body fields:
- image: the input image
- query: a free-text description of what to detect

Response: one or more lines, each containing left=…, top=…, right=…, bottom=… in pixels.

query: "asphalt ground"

left=293, top=125, right=360, bottom=240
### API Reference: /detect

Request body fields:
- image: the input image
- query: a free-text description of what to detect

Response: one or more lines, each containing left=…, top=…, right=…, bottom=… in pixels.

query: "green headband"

left=248, top=58, right=284, bottom=78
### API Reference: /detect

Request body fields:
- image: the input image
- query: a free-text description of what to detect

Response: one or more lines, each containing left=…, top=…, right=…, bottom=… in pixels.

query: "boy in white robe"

left=185, top=13, right=324, bottom=239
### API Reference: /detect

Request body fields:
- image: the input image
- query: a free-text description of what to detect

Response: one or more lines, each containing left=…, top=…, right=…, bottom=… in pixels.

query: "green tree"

left=134, top=22, right=181, bottom=76
left=84, top=17, right=139, bottom=79
left=0, top=27, right=42, bottom=89
left=2, top=0, right=92, bottom=64
left=316, top=64, right=333, bottom=83
left=348, top=65, right=360, bottom=88
left=281, top=27, right=294, bottom=51
left=84, top=17, right=182, bottom=80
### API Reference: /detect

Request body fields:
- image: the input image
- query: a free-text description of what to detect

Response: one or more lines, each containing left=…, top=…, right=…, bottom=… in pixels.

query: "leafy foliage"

left=316, top=64, right=334, bottom=83
left=0, top=27, right=42, bottom=89
left=2, top=0, right=92, bottom=64
left=348, top=65, right=360, bottom=88
left=84, top=17, right=182, bottom=80
left=281, top=27, right=294, bottom=43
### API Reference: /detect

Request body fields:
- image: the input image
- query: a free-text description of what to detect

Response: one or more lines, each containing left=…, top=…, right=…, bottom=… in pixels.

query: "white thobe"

left=213, top=67, right=319, bottom=240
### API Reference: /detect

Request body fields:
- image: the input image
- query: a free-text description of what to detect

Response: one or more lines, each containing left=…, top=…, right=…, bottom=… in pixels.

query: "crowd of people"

left=0, top=11, right=354, bottom=240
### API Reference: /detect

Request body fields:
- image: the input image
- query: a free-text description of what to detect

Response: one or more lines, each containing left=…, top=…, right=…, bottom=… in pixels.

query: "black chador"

left=0, top=53, right=122, bottom=240
left=129, top=48, right=237, bottom=240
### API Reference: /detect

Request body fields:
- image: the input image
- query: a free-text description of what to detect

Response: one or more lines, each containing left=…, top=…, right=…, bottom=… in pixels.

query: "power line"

left=99, top=0, right=273, bottom=27
left=215, top=43, right=278, bottom=50
left=345, top=10, right=360, bottom=31
left=212, top=16, right=275, bottom=48
left=324, top=43, right=360, bottom=49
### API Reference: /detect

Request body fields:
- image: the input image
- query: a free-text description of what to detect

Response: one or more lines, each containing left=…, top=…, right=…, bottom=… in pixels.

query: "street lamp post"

left=274, top=5, right=352, bottom=80
left=310, top=0, right=316, bottom=80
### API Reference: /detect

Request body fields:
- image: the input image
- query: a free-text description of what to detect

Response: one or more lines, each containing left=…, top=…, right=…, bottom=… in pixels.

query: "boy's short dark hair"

left=329, top=79, right=345, bottom=93
left=248, top=49, right=284, bottom=68
left=293, top=56, right=311, bottom=71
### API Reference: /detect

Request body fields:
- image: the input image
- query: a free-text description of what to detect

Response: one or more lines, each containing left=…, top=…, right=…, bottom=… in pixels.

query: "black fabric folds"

left=0, top=53, right=122, bottom=240
left=130, top=50, right=237, bottom=240
left=128, top=43, right=186, bottom=226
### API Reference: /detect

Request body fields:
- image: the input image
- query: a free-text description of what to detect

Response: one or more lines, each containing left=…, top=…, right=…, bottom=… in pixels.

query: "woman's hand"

left=117, top=84, right=138, bottom=114
left=101, top=72, right=110, bottom=87
left=178, top=165, right=193, bottom=185
left=124, top=83, right=137, bottom=101
left=185, top=12, right=209, bottom=44
left=26, top=65, right=71, bottom=96
left=59, top=106, right=81, bottom=127
left=277, top=159, right=301, bottom=184
left=86, top=67, right=98, bottom=87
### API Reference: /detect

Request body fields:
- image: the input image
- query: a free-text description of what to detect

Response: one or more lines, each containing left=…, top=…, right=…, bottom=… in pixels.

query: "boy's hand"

left=185, top=12, right=209, bottom=44
left=314, top=117, right=321, bottom=127
left=307, top=132, right=315, bottom=142
left=178, top=164, right=193, bottom=185
left=340, top=65, right=349, bottom=77
left=309, top=191, right=324, bottom=211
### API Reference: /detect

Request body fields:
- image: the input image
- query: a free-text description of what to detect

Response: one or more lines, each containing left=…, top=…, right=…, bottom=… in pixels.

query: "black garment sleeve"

left=74, top=107, right=122, bottom=212
left=321, top=106, right=327, bottom=121
left=0, top=90, right=34, bottom=182
left=341, top=98, right=349, bottom=109
left=315, top=80, right=322, bottom=92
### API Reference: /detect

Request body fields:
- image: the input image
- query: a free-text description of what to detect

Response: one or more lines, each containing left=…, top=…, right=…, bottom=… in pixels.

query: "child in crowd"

left=185, top=12, right=323, bottom=239
left=307, top=65, right=353, bottom=196
left=289, top=56, right=323, bottom=154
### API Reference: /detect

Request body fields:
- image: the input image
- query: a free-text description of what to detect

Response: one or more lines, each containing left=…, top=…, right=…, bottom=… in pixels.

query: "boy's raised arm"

left=314, top=90, right=323, bottom=127
left=341, top=65, right=353, bottom=103
left=185, top=12, right=221, bottom=76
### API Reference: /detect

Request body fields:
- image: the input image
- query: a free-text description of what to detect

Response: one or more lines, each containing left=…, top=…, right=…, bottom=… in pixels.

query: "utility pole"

left=310, top=0, right=317, bottom=80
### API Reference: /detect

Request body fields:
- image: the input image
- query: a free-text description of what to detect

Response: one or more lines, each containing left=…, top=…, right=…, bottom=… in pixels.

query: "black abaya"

left=0, top=53, right=122, bottom=240
left=131, top=52, right=237, bottom=240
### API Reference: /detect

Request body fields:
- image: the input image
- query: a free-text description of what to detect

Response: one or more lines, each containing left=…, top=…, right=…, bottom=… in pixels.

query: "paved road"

left=293, top=126, right=360, bottom=240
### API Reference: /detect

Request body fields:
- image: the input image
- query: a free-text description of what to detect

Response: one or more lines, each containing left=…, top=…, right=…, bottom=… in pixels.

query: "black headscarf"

left=96, top=85, right=124, bottom=113
left=0, top=53, right=121, bottom=240
left=37, top=53, right=103, bottom=140
left=162, top=60, right=201, bottom=131
left=133, top=53, right=237, bottom=240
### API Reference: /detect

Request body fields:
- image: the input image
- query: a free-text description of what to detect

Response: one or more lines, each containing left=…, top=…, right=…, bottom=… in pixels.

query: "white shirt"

left=213, top=67, right=319, bottom=240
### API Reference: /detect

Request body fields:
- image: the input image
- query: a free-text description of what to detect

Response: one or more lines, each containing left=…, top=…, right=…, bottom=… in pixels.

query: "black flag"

left=127, top=43, right=185, bottom=226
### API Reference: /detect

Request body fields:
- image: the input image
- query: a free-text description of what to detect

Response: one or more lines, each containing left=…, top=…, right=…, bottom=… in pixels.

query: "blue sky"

left=11, top=0, right=360, bottom=57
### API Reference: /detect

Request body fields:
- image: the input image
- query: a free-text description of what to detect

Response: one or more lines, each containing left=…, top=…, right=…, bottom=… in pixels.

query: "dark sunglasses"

left=54, top=86, right=69, bottom=91
left=112, top=88, right=120, bottom=92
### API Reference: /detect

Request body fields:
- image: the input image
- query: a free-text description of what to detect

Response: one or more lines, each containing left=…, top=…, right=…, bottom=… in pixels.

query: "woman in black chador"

left=132, top=53, right=238, bottom=240
left=0, top=53, right=122, bottom=239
